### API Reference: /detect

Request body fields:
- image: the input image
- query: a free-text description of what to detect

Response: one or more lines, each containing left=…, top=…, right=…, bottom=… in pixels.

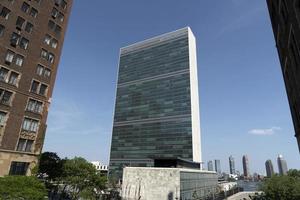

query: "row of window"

left=41, top=48, right=55, bottom=63
left=10, top=32, right=29, bottom=50
left=16, top=16, right=34, bottom=33
left=0, top=66, right=20, bottom=86
left=54, top=0, right=67, bottom=10
left=21, top=2, right=38, bottom=18
left=51, top=7, right=64, bottom=22
left=44, top=34, right=58, bottom=49
left=48, top=20, right=61, bottom=35
left=30, top=80, right=48, bottom=96
left=5, top=50, right=24, bottom=66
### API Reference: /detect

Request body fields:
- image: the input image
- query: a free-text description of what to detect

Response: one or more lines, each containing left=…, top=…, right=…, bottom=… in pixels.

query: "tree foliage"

left=0, top=176, right=47, bottom=200
left=61, top=157, right=107, bottom=199
left=38, top=151, right=64, bottom=180
left=253, top=169, right=300, bottom=200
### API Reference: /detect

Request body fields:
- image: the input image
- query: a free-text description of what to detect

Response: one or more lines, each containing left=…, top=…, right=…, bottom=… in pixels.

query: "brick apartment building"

left=266, top=0, right=300, bottom=152
left=0, top=0, right=72, bottom=176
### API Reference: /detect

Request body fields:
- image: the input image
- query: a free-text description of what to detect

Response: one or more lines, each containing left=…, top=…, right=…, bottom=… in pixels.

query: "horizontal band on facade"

left=113, top=114, right=191, bottom=127
left=117, top=68, right=190, bottom=88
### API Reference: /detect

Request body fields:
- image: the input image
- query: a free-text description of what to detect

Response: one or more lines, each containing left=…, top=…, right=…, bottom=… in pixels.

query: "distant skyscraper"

left=229, top=155, right=235, bottom=174
left=109, top=27, right=202, bottom=179
left=277, top=154, right=288, bottom=175
left=266, top=0, right=300, bottom=152
left=207, top=160, right=214, bottom=171
left=215, top=159, right=221, bottom=174
left=242, top=155, right=250, bottom=178
left=265, top=159, right=274, bottom=178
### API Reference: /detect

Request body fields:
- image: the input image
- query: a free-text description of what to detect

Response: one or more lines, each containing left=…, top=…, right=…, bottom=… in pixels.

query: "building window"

left=10, top=32, right=21, bottom=47
left=21, top=2, right=30, bottom=13
left=22, top=117, right=39, bottom=133
left=0, top=24, right=4, bottom=37
left=0, top=66, right=20, bottom=86
left=9, top=162, right=29, bottom=175
left=48, top=20, right=61, bottom=36
left=44, top=35, right=58, bottom=49
left=26, top=98, right=43, bottom=113
left=30, top=8, right=38, bottom=18
left=41, top=49, right=55, bottom=63
left=15, top=55, right=24, bottom=67
left=36, top=64, right=51, bottom=78
left=0, top=111, right=7, bottom=126
left=16, top=138, right=34, bottom=152
left=51, top=7, right=59, bottom=19
left=0, top=89, right=13, bottom=105
left=20, top=38, right=29, bottom=50
left=57, top=12, right=64, bottom=22
left=25, top=22, right=33, bottom=33
left=30, top=80, right=48, bottom=96
left=0, top=7, right=11, bottom=20
left=16, top=17, right=25, bottom=29
left=5, top=50, right=14, bottom=64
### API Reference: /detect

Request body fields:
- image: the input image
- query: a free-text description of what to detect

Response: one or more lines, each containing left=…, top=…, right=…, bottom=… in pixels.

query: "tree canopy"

left=0, top=176, right=47, bottom=200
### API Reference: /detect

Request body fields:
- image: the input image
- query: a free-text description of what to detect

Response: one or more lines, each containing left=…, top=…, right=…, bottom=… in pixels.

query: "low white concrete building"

left=91, top=161, right=108, bottom=175
left=122, top=167, right=218, bottom=200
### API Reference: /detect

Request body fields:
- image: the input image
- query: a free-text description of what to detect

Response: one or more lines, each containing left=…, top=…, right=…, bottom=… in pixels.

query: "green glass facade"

left=109, top=28, right=200, bottom=178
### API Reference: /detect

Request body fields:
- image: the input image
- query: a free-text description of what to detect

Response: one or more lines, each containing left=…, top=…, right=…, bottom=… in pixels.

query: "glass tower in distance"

left=109, top=27, right=202, bottom=178
left=229, top=155, right=235, bottom=175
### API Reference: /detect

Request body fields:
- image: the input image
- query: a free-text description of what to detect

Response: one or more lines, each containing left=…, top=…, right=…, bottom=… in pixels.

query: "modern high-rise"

left=0, top=0, right=72, bottom=176
left=242, top=155, right=250, bottom=178
left=207, top=160, right=214, bottom=171
left=229, top=155, right=235, bottom=174
left=266, top=0, right=300, bottom=152
left=277, top=154, right=288, bottom=175
left=109, top=27, right=202, bottom=179
left=214, top=159, right=221, bottom=174
left=265, top=159, right=274, bottom=178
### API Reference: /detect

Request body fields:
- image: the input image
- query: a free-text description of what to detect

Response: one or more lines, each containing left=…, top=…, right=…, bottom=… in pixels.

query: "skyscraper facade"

left=229, top=155, right=235, bottom=174
left=265, top=159, right=274, bottom=178
left=242, top=155, right=250, bottom=178
left=207, top=160, right=214, bottom=171
left=266, top=0, right=300, bottom=152
left=109, top=27, right=202, bottom=178
left=214, top=159, right=221, bottom=174
left=0, top=0, right=72, bottom=176
left=277, top=154, right=288, bottom=175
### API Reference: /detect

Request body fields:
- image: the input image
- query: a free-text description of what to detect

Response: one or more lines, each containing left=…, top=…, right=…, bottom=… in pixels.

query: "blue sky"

left=43, top=0, right=299, bottom=175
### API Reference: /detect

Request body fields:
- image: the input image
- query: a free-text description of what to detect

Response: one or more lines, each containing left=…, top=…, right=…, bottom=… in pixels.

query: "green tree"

left=61, top=157, right=107, bottom=199
left=38, top=151, right=64, bottom=180
left=253, top=169, right=300, bottom=200
left=0, top=176, right=47, bottom=200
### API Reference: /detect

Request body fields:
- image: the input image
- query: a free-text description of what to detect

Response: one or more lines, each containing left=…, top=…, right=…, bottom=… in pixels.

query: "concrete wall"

left=122, top=167, right=180, bottom=200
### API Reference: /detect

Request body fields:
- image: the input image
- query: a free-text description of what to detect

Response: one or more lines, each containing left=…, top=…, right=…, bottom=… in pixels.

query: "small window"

left=30, top=8, right=38, bottom=18
left=39, top=84, right=47, bottom=95
left=57, top=12, right=64, bottom=22
left=15, top=55, right=24, bottom=67
left=8, top=72, right=19, bottom=86
left=9, top=162, right=29, bottom=175
left=51, top=39, right=58, bottom=48
left=61, top=0, right=67, bottom=9
left=54, top=25, right=61, bottom=35
left=25, top=22, right=33, bottom=33
left=0, top=25, right=4, bottom=37
left=16, top=17, right=25, bottom=29
left=10, top=32, right=21, bottom=47
left=36, top=65, right=44, bottom=76
left=21, top=2, right=30, bottom=13
left=20, top=38, right=29, bottom=50
left=0, top=68, right=9, bottom=82
left=0, top=7, right=11, bottom=20
left=5, top=50, right=15, bottom=64
left=51, top=8, right=59, bottom=19
left=48, top=53, right=55, bottom=63
left=44, top=35, right=51, bottom=45
left=17, top=138, right=33, bottom=152
left=30, top=80, right=39, bottom=93
left=41, top=49, right=48, bottom=59
left=48, top=20, right=55, bottom=30
left=0, top=111, right=7, bottom=126
left=44, top=68, right=51, bottom=78
left=0, top=89, right=13, bottom=105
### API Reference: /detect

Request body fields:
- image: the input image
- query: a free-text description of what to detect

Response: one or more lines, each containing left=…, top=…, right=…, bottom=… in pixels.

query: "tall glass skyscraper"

left=229, top=155, right=235, bottom=175
left=277, top=154, right=288, bottom=175
left=109, top=27, right=202, bottom=178
left=214, top=160, right=221, bottom=175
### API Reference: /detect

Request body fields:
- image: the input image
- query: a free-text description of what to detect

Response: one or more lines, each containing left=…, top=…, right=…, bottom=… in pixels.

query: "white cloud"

left=248, top=127, right=281, bottom=136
